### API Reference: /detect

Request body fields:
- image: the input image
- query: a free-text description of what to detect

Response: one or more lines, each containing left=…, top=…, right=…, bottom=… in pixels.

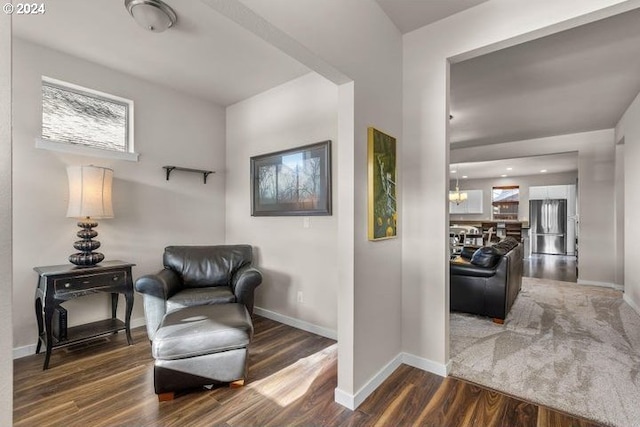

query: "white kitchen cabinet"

left=529, top=185, right=568, bottom=200
left=547, top=185, right=568, bottom=199
left=529, top=186, right=547, bottom=199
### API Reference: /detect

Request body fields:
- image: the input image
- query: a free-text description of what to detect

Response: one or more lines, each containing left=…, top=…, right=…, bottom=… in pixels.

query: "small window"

left=492, top=186, right=519, bottom=220
left=38, top=77, right=138, bottom=161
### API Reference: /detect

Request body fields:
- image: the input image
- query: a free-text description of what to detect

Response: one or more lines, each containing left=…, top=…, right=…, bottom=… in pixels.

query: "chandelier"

left=449, top=166, right=468, bottom=205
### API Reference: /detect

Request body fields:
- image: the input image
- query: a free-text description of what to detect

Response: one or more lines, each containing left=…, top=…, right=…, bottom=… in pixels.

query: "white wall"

left=449, top=172, right=578, bottom=222
left=215, top=0, right=404, bottom=407
left=0, top=12, right=13, bottom=426
left=615, top=142, right=625, bottom=287
left=617, top=90, right=640, bottom=313
left=12, top=39, right=226, bottom=353
left=217, top=0, right=404, bottom=408
left=403, top=0, right=633, bottom=367
left=226, top=73, right=339, bottom=335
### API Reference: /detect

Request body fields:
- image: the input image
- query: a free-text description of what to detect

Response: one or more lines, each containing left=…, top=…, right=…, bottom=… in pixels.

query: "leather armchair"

left=135, top=245, right=262, bottom=340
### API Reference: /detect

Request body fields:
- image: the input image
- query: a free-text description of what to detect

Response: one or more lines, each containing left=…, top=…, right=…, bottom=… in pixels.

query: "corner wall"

left=225, top=73, right=339, bottom=336
left=12, top=39, right=226, bottom=353
left=403, top=0, right=633, bottom=366
left=215, top=0, right=403, bottom=407
left=617, top=89, right=640, bottom=313
left=0, top=12, right=13, bottom=426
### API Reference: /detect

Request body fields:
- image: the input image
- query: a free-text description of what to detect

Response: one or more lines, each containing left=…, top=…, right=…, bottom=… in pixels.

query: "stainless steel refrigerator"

left=530, top=199, right=567, bottom=255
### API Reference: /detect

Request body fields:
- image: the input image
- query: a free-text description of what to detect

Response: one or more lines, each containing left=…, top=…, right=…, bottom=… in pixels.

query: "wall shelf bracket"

left=163, top=166, right=215, bottom=184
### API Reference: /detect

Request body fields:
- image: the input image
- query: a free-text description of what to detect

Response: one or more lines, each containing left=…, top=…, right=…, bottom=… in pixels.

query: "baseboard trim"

left=334, top=353, right=403, bottom=410
left=334, top=352, right=449, bottom=410
left=253, top=306, right=337, bottom=340
left=13, top=316, right=146, bottom=360
left=623, top=293, right=640, bottom=317
left=577, top=279, right=623, bottom=291
left=402, top=352, right=450, bottom=377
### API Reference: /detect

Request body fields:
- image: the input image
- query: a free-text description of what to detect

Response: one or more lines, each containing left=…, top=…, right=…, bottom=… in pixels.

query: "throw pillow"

left=470, top=246, right=502, bottom=268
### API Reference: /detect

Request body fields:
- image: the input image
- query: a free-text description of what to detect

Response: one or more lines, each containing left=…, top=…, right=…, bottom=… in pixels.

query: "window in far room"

left=37, top=76, right=139, bottom=161
left=492, top=186, right=519, bottom=220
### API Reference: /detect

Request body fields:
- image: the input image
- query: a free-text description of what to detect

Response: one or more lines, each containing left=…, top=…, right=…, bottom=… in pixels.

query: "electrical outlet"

left=297, top=291, right=303, bottom=303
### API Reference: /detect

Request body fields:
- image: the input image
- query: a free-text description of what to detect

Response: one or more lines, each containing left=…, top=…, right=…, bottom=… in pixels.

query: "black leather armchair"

left=135, top=245, right=262, bottom=340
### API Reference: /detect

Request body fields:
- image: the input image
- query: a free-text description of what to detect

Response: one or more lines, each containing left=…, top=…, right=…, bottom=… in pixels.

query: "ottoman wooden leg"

left=229, top=379, right=245, bottom=388
left=158, top=392, right=175, bottom=402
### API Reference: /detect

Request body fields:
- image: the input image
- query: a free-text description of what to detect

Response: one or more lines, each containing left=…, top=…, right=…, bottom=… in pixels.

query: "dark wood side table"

left=34, top=260, right=135, bottom=370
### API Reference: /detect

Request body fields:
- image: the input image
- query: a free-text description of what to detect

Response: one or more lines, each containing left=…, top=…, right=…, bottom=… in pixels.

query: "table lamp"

left=66, top=165, right=114, bottom=266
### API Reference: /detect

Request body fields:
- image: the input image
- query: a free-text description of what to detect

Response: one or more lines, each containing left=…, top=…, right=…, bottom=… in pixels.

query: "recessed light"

left=540, top=169, right=547, bottom=173
left=462, top=175, right=468, bottom=179
left=450, top=170, right=457, bottom=174
left=501, top=174, right=508, bottom=178
left=506, top=167, right=513, bottom=171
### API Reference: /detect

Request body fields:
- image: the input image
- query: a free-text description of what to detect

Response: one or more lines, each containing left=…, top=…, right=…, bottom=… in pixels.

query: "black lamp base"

left=69, top=220, right=104, bottom=266
left=69, top=252, right=105, bottom=266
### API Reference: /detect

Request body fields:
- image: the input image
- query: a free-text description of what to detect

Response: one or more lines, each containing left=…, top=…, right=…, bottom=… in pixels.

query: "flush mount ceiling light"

left=125, top=0, right=177, bottom=33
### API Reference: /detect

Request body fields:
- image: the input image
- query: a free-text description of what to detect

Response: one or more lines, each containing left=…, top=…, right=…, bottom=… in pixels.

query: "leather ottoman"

left=152, top=303, right=253, bottom=401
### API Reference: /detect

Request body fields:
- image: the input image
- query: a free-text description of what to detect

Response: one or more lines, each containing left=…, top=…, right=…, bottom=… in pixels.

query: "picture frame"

left=368, top=127, right=397, bottom=240
left=250, top=140, right=332, bottom=216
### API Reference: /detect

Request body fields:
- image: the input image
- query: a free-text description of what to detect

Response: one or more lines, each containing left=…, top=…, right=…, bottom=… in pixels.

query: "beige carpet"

left=450, top=277, right=640, bottom=427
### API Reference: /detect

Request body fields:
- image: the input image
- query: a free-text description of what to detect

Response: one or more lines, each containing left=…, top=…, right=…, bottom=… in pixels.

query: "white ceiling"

left=375, top=0, right=489, bottom=34
left=11, top=1, right=640, bottom=165
left=450, top=152, right=578, bottom=181
left=450, top=7, right=640, bottom=148
left=12, top=0, right=310, bottom=106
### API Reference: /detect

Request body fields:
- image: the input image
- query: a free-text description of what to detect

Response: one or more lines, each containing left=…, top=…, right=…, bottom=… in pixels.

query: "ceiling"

left=12, top=0, right=310, bottom=106
left=450, top=7, right=640, bottom=149
left=450, top=153, right=578, bottom=181
left=12, top=0, right=490, bottom=107
left=11, top=0, right=640, bottom=167
left=375, top=0, right=489, bottom=34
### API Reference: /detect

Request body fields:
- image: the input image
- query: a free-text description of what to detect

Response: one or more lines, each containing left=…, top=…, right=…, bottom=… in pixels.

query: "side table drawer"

left=54, top=271, right=126, bottom=294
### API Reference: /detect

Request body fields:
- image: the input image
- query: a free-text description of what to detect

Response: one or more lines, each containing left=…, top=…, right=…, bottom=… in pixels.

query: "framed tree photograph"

left=368, top=127, right=397, bottom=240
left=250, top=140, right=332, bottom=216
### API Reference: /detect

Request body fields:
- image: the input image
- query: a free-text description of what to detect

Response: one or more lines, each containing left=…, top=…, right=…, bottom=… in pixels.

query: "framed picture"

left=368, top=127, right=397, bottom=240
left=251, top=140, right=332, bottom=216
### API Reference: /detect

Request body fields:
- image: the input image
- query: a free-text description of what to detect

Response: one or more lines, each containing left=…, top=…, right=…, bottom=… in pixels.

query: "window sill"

left=35, top=138, right=140, bottom=162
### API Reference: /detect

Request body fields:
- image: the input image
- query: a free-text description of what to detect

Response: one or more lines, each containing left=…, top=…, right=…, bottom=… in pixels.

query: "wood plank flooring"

left=524, top=254, right=577, bottom=282
left=14, top=316, right=603, bottom=426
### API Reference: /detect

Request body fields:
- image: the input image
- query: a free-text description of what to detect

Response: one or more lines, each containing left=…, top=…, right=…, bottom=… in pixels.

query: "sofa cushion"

left=492, top=236, right=519, bottom=255
left=460, top=246, right=481, bottom=260
left=166, top=286, right=236, bottom=313
left=470, top=246, right=502, bottom=268
left=153, top=303, right=253, bottom=360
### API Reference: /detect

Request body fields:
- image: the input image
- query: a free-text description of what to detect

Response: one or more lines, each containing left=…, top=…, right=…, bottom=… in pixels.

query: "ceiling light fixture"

left=506, top=167, right=513, bottom=171
left=125, top=0, right=177, bottom=33
left=449, top=165, right=468, bottom=205
left=501, top=174, right=508, bottom=178
left=540, top=169, right=547, bottom=173
left=462, top=175, right=468, bottom=179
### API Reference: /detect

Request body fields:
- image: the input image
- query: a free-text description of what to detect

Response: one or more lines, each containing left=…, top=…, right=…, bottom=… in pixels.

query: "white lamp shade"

left=66, top=166, right=114, bottom=219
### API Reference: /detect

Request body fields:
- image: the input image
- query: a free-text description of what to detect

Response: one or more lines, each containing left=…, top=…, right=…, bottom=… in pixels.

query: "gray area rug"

left=450, top=277, right=640, bottom=427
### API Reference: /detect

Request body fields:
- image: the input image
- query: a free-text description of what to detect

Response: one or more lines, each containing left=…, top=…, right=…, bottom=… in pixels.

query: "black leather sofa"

left=450, top=237, right=523, bottom=323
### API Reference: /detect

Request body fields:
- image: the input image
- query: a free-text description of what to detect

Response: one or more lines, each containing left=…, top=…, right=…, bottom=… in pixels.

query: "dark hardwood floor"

left=14, top=316, right=603, bottom=426
left=524, top=254, right=577, bottom=282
